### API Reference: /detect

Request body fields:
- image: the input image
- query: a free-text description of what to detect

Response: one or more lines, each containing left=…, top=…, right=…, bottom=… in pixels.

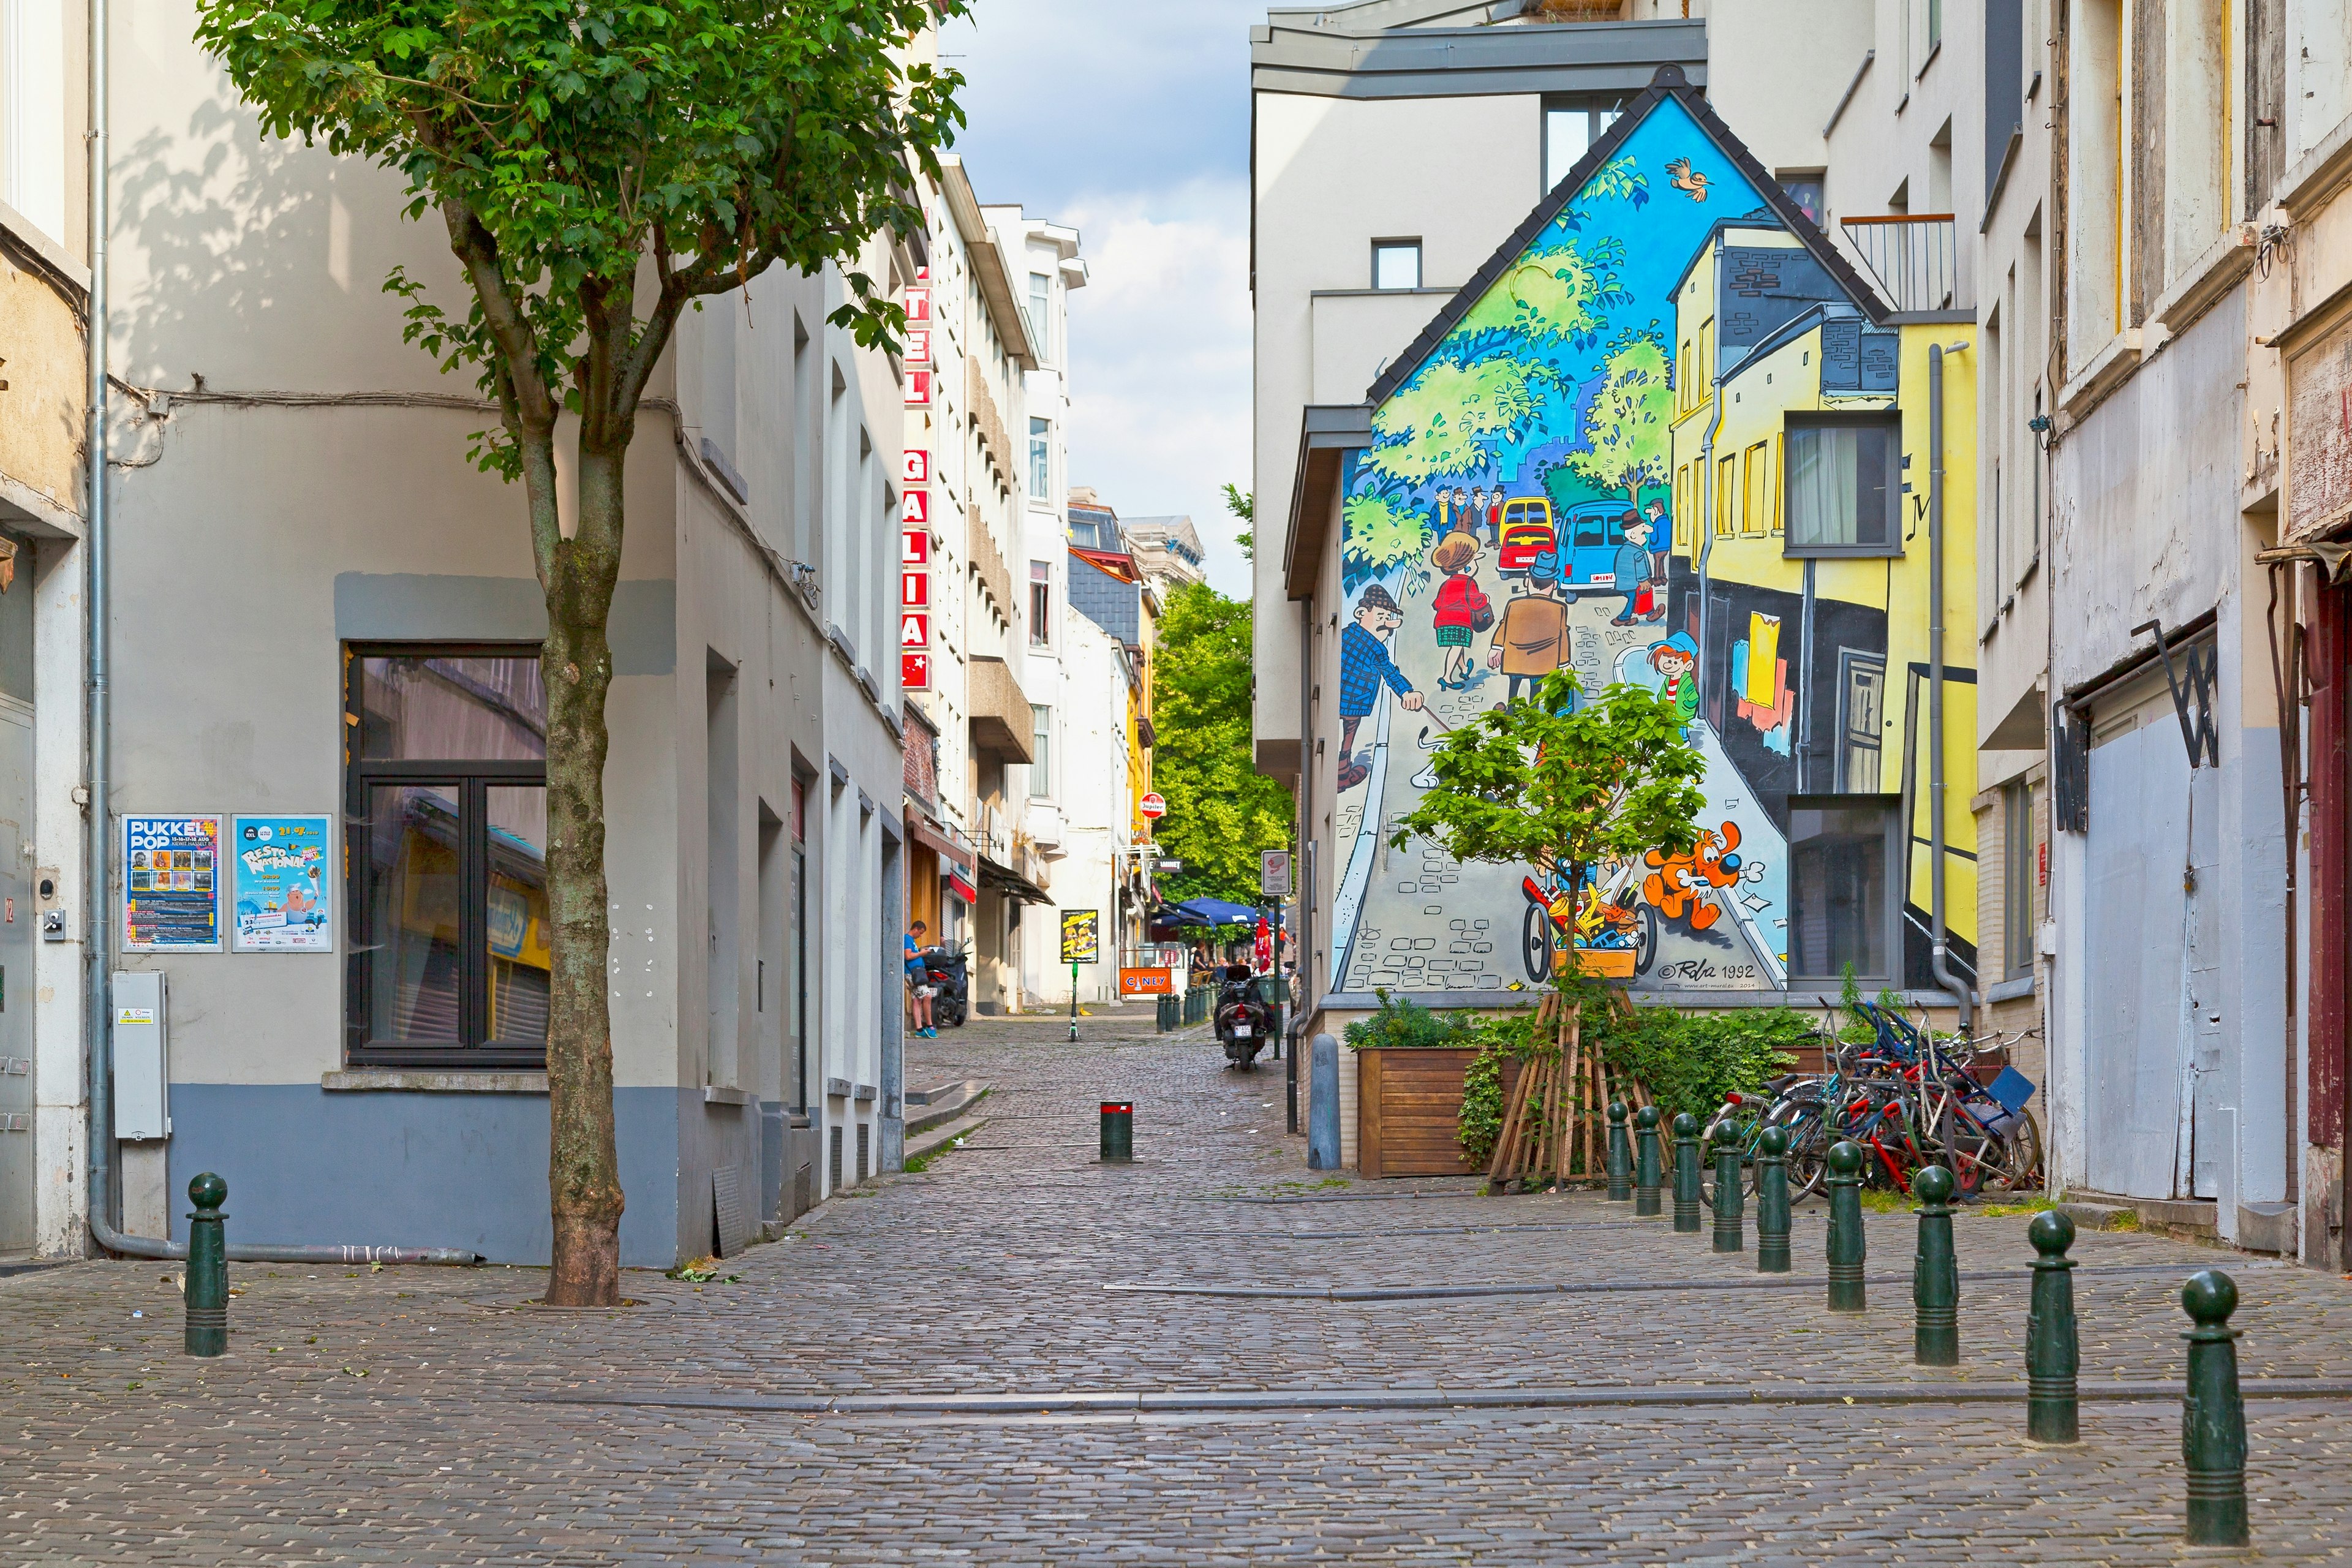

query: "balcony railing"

left=1840, top=214, right=1963, bottom=314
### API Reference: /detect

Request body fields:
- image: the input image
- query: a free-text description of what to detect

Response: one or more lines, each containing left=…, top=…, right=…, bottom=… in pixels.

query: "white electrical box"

left=112, top=970, right=170, bottom=1140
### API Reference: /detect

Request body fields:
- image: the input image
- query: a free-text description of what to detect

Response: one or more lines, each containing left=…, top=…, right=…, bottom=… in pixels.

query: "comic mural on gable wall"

left=1330, top=93, right=1979, bottom=1003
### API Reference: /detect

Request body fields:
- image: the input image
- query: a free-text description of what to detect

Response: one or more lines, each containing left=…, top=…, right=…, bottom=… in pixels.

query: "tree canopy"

left=1150, top=583, right=1294, bottom=908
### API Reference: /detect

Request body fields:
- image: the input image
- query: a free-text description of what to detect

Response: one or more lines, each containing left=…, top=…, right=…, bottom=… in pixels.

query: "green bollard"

left=1605, top=1101, right=1634, bottom=1202
left=1633, top=1106, right=1663, bottom=1216
left=1671, top=1113, right=1703, bottom=1234
left=1710, top=1119, right=1745, bottom=1253
left=1825, top=1140, right=1866, bottom=1313
left=1100, top=1101, right=1134, bottom=1163
left=1754, top=1125, right=1792, bottom=1273
left=2026, top=1209, right=2080, bottom=1444
left=1910, top=1164, right=1959, bottom=1365
left=184, top=1172, right=229, bottom=1358
left=2180, top=1268, right=2249, bottom=1547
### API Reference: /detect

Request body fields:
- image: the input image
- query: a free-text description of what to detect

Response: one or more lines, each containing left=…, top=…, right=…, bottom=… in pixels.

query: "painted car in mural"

left=1328, top=81, right=1979, bottom=1003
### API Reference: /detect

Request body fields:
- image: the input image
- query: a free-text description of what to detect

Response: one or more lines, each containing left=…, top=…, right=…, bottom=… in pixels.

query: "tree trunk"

left=540, top=434, right=628, bottom=1306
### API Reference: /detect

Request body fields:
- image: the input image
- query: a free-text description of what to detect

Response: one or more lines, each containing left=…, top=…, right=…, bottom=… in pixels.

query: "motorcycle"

left=1214, top=963, right=1275, bottom=1069
left=916, top=942, right=969, bottom=1028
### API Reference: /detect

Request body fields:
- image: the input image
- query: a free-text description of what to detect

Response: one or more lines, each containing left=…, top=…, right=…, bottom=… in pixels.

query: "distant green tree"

left=1567, top=325, right=1673, bottom=509
left=1152, top=583, right=1294, bottom=907
left=1224, top=482, right=1254, bottom=562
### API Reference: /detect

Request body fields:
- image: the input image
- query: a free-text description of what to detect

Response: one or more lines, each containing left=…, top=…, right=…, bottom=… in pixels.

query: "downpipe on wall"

left=1927, top=342, right=1978, bottom=1032
left=77, top=6, right=471, bottom=1265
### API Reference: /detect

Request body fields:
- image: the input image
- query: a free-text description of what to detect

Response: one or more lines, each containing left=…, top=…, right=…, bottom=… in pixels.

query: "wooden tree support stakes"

left=1485, top=992, right=1654, bottom=1193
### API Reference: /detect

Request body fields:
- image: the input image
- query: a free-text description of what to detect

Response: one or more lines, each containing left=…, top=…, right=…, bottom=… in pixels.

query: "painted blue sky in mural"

left=1347, top=95, right=1785, bottom=574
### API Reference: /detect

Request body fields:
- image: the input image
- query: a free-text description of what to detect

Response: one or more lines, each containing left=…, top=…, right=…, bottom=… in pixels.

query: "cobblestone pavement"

left=4, top=1011, right=2352, bottom=1562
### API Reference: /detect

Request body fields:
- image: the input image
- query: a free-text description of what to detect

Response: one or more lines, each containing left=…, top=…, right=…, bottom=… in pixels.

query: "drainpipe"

left=77, top=13, right=469, bottom=1265
left=1927, top=342, right=1978, bottom=1031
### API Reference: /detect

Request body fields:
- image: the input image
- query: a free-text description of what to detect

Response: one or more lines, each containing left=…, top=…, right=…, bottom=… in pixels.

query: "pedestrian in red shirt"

left=1428, top=530, right=1491, bottom=688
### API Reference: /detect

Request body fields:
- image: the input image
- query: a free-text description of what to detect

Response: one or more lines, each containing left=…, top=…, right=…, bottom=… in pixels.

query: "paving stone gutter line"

left=534, top=1378, right=2352, bottom=1418
left=1103, top=1261, right=2289, bottom=1302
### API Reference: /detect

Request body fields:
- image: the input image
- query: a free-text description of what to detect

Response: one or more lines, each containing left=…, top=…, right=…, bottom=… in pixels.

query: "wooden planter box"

left=1357, top=1046, right=1483, bottom=1179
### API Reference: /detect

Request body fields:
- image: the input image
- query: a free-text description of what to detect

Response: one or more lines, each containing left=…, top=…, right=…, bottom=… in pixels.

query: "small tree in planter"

left=1390, top=668, right=1706, bottom=1185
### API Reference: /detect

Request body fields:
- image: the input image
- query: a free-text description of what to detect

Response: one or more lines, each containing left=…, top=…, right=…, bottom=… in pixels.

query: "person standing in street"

left=1428, top=530, right=1491, bottom=688
left=1338, top=582, right=1423, bottom=791
left=906, top=919, right=937, bottom=1038
left=1609, top=514, right=1654, bottom=627
left=1488, top=549, right=1570, bottom=703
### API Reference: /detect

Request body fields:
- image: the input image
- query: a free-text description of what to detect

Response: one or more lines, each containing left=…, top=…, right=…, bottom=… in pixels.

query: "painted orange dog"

left=1640, top=823, right=1744, bottom=930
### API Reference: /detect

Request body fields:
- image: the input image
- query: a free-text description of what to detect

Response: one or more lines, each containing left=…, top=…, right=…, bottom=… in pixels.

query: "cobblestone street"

left=3, top=1012, right=2350, bottom=1563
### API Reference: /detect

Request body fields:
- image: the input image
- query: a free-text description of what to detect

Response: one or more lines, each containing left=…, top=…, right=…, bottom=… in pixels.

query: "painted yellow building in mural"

left=1665, top=218, right=1978, bottom=985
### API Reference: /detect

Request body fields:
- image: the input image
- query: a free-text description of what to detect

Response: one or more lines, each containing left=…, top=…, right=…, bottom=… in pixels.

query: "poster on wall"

left=122, top=814, right=223, bottom=952
left=1059, top=909, right=1099, bottom=966
left=229, top=814, right=334, bottom=952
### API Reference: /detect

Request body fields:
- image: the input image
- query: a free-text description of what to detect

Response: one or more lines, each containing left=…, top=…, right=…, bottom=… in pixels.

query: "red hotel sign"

left=902, top=437, right=931, bottom=691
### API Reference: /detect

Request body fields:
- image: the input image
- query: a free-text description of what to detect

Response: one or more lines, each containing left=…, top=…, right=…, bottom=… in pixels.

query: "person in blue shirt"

left=1609, top=514, right=1655, bottom=627
left=1338, top=583, right=1423, bottom=791
left=905, top=920, right=936, bottom=1037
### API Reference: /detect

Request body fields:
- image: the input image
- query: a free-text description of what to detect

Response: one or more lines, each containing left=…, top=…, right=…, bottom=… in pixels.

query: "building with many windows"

left=40, top=2, right=952, bottom=1267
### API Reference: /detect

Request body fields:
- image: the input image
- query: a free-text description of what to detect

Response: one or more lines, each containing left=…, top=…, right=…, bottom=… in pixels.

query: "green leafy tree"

left=1453, top=232, right=1626, bottom=349
left=1363, top=358, right=1544, bottom=486
left=1340, top=491, right=1433, bottom=587
left=1151, top=583, right=1295, bottom=907
left=1223, top=482, right=1254, bottom=563
left=1567, top=325, right=1673, bottom=508
left=195, top=0, right=965, bottom=1302
left=1390, top=670, right=1706, bottom=996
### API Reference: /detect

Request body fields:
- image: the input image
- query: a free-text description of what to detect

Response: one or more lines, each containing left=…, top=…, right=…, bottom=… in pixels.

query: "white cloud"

left=1061, top=178, right=1255, bottom=597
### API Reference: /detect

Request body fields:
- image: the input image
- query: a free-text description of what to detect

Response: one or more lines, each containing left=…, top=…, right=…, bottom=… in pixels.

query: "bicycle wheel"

left=1939, top=1102, right=2044, bottom=1194
left=1772, top=1099, right=1830, bottom=1197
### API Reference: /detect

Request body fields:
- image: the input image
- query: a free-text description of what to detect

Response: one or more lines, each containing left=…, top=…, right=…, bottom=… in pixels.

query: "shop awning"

left=977, top=853, right=1052, bottom=906
left=905, top=812, right=973, bottom=874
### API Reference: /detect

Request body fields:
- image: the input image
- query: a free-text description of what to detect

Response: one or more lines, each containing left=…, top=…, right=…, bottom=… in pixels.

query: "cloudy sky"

left=941, top=0, right=1261, bottom=597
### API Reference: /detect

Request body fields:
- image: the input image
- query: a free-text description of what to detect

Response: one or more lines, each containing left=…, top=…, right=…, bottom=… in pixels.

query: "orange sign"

left=1118, top=967, right=1174, bottom=997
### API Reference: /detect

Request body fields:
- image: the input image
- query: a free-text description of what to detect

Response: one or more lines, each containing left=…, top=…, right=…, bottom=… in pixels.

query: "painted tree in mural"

left=1567, top=325, right=1673, bottom=509
left=1391, top=669, right=1705, bottom=994
left=196, top=0, right=964, bottom=1303
left=1346, top=157, right=1651, bottom=587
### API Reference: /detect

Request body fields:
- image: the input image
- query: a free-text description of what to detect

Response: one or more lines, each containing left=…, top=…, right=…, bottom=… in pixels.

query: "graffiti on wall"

left=1330, top=87, right=1977, bottom=1000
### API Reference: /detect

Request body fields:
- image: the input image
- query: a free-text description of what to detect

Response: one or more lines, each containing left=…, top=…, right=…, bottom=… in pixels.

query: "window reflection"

left=487, top=786, right=551, bottom=1046
left=366, top=784, right=462, bottom=1042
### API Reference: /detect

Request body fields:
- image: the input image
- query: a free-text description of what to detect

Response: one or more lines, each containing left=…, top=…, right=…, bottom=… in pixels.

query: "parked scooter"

left=1214, top=963, right=1275, bottom=1069
left=917, top=943, right=970, bottom=1028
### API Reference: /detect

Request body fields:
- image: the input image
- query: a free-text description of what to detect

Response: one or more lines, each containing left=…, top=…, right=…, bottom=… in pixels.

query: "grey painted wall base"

left=1308, top=1035, right=1341, bottom=1170
left=164, top=1084, right=685, bottom=1267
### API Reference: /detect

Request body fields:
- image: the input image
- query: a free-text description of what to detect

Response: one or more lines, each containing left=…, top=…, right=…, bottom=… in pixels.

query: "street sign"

left=1259, top=849, right=1292, bottom=898
left=1060, top=909, right=1100, bottom=966
left=1155, top=859, right=1185, bottom=875
left=1138, top=792, right=1167, bottom=820
left=902, top=650, right=930, bottom=690
left=1118, top=967, right=1172, bottom=996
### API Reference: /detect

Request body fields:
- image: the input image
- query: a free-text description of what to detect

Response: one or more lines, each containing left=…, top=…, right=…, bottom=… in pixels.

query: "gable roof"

left=1365, top=62, right=1891, bottom=408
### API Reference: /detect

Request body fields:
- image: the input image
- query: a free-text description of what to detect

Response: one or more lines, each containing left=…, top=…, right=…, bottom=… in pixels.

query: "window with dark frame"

left=1786, top=794, right=1903, bottom=984
left=345, top=648, right=549, bottom=1066
left=1029, top=561, right=1052, bottom=647
left=1371, top=240, right=1422, bottom=291
left=2002, top=779, right=2035, bottom=979
left=1544, top=97, right=1623, bottom=192
left=1784, top=413, right=1903, bottom=556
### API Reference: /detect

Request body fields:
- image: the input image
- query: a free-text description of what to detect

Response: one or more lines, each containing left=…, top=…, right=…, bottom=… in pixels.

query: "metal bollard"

left=1307, top=1035, right=1341, bottom=1170
left=1099, top=1101, right=1134, bottom=1163
left=1910, top=1164, right=1959, bottom=1365
left=1825, top=1140, right=1866, bottom=1313
left=184, top=1172, right=230, bottom=1358
left=1605, top=1101, right=1634, bottom=1202
left=2026, top=1209, right=2080, bottom=1444
left=1754, top=1125, right=1791, bottom=1273
left=2180, top=1268, right=2249, bottom=1547
left=1671, top=1113, right=1703, bottom=1234
left=1633, top=1106, right=1663, bottom=1216
left=1710, top=1119, right=1744, bottom=1253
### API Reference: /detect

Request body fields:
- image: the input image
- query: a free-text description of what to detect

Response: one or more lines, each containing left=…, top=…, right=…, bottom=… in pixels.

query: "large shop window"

left=1782, top=414, right=1902, bottom=557
left=1786, top=795, right=1902, bottom=986
left=345, top=649, right=551, bottom=1066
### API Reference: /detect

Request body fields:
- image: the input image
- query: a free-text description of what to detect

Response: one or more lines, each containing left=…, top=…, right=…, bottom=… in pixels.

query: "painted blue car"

left=1554, top=501, right=1633, bottom=602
